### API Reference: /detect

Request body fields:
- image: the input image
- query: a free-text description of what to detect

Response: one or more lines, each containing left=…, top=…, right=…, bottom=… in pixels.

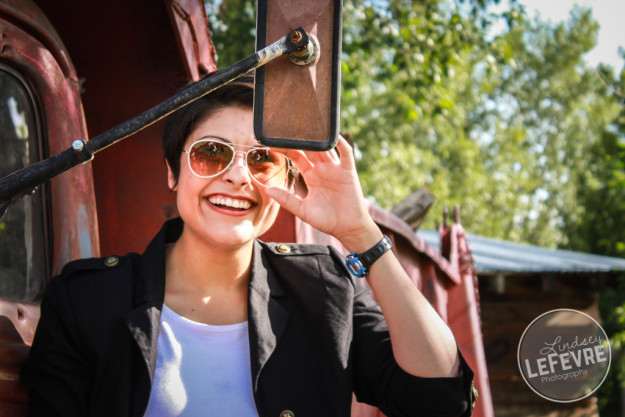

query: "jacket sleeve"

left=21, top=275, right=93, bottom=417
left=351, top=283, right=475, bottom=417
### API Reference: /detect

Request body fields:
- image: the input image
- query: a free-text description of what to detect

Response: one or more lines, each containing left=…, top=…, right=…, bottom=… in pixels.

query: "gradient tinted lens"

left=246, top=148, right=288, bottom=185
left=188, top=141, right=233, bottom=177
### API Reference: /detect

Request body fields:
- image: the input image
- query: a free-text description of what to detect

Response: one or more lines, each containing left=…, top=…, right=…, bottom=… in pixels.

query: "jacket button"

left=471, top=383, right=479, bottom=409
left=276, top=243, right=291, bottom=254
left=280, top=411, right=294, bottom=417
left=104, top=256, right=119, bottom=267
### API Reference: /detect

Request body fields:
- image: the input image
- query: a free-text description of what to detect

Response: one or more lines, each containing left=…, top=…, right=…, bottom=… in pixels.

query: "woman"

left=22, top=75, right=475, bottom=417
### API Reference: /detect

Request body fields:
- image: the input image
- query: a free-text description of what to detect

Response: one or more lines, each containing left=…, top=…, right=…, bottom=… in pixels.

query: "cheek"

left=175, top=172, right=205, bottom=206
left=260, top=199, right=281, bottom=226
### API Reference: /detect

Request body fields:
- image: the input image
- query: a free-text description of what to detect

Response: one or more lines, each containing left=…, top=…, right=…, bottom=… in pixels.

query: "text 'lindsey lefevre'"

left=524, top=335, right=608, bottom=379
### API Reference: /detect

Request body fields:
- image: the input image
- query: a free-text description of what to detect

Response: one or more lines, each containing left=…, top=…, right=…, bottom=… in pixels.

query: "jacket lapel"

left=124, top=302, right=162, bottom=417
left=248, top=241, right=289, bottom=392
left=123, top=219, right=179, bottom=406
left=124, top=304, right=162, bottom=381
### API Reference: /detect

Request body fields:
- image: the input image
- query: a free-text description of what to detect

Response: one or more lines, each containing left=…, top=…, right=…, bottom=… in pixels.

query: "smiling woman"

left=21, top=73, right=477, bottom=417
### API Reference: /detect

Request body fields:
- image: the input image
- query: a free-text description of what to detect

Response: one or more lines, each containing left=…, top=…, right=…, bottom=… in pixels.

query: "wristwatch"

left=345, top=235, right=393, bottom=277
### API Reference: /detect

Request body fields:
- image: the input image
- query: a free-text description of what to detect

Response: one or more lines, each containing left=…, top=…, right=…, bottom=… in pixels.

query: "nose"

left=222, top=151, right=252, bottom=186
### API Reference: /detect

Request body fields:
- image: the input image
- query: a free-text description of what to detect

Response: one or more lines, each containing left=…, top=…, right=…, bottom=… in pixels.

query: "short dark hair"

left=162, top=73, right=255, bottom=184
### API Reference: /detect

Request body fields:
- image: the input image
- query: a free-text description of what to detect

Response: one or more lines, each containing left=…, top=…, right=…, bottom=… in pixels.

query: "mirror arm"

left=0, top=28, right=310, bottom=218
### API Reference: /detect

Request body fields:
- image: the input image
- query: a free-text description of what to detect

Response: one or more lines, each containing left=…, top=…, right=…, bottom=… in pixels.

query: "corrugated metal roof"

left=417, top=230, right=625, bottom=275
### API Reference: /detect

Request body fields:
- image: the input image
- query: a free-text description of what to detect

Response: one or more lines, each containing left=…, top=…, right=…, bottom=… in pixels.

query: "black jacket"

left=22, top=218, right=475, bottom=417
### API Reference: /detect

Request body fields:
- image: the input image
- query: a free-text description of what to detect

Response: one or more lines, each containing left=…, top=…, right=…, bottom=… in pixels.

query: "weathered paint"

left=0, top=1, right=99, bottom=413
left=442, top=221, right=495, bottom=417
left=166, top=0, right=218, bottom=80
left=78, top=204, right=92, bottom=258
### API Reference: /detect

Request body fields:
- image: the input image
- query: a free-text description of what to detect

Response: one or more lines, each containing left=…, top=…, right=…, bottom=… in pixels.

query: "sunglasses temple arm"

left=0, top=28, right=311, bottom=216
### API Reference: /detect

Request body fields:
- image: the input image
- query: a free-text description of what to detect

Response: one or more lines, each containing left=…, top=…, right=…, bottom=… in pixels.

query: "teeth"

left=208, top=196, right=252, bottom=210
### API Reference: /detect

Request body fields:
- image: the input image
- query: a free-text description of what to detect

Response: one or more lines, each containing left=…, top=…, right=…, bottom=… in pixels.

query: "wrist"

left=339, top=220, right=384, bottom=254
left=345, top=235, right=393, bottom=277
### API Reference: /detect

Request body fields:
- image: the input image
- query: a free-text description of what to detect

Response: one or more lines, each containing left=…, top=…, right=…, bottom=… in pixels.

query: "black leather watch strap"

left=345, top=235, right=393, bottom=277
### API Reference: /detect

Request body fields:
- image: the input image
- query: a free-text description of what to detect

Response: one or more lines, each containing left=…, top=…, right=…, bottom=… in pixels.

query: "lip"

left=204, top=193, right=257, bottom=216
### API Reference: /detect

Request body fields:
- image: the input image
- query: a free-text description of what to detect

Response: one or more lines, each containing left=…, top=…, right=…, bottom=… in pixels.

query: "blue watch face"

left=345, top=257, right=367, bottom=277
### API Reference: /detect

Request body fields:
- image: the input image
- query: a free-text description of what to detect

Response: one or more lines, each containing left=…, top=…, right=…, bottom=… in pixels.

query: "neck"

left=166, top=227, right=254, bottom=292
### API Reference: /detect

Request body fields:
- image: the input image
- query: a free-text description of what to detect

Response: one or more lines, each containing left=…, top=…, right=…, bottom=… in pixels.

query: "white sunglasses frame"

left=182, top=138, right=292, bottom=184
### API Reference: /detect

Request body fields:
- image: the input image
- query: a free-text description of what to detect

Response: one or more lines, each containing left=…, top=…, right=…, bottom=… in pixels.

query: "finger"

left=275, top=145, right=337, bottom=166
left=335, top=135, right=356, bottom=169
left=278, top=149, right=315, bottom=175
left=263, top=186, right=305, bottom=217
left=294, top=149, right=330, bottom=166
left=280, top=150, right=333, bottom=187
left=324, top=145, right=341, bottom=163
left=308, top=147, right=339, bottom=164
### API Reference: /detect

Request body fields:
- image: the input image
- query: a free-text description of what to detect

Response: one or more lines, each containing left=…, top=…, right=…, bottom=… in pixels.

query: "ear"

left=166, top=160, right=177, bottom=191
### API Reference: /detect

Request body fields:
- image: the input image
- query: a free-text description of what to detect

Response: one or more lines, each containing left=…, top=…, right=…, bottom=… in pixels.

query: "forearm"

left=340, top=220, right=461, bottom=378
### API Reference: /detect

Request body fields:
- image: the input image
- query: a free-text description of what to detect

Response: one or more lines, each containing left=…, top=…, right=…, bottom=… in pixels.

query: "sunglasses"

left=183, top=138, right=291, bottom=186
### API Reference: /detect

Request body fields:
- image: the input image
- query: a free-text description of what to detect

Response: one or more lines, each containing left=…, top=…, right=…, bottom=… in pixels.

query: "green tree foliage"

left=473, top=7, right=621, bottom=246
left=563, top=61, right=625, bottom=257
left=206, top=0, right=256, bottom=66
left=340, top=0, right=497, bottom=225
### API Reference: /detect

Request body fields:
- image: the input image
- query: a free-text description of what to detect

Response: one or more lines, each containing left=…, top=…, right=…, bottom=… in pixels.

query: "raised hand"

left=261, top=136, right=382, bottom=253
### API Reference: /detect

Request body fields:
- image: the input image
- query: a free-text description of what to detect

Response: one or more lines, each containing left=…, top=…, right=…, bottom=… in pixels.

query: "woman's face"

left=168, top=106, right=284, bottom=250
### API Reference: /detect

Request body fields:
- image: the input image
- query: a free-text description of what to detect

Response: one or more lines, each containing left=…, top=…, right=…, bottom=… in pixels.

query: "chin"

left=183, top=205, right=280, bottom=248
left=209, top=224, right=256, bottom=246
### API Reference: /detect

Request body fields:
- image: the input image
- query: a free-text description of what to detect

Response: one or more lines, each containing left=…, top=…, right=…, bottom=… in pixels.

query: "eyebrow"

left=197, top=135, right=230, bottom=143
left=195, top=136, right=268, bottom=149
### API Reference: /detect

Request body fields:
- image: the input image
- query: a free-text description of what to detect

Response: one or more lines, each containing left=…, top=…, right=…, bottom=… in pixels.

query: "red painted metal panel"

left=0, top=0, right=98, bottom=414
left=0, top=0, right=98, bottom=347
left=36, top=0, right=217, bottom=257
left=442, top=222, right=495, bottom=417
left=166, top=0, right=218, bottom=80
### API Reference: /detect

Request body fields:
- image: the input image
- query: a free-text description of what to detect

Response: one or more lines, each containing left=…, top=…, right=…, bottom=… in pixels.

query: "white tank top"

left=143, top=305, right=259, bottom=417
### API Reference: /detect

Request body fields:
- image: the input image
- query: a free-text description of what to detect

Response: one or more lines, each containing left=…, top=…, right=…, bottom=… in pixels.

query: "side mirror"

left=254, top=0, right=342, bottom=151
